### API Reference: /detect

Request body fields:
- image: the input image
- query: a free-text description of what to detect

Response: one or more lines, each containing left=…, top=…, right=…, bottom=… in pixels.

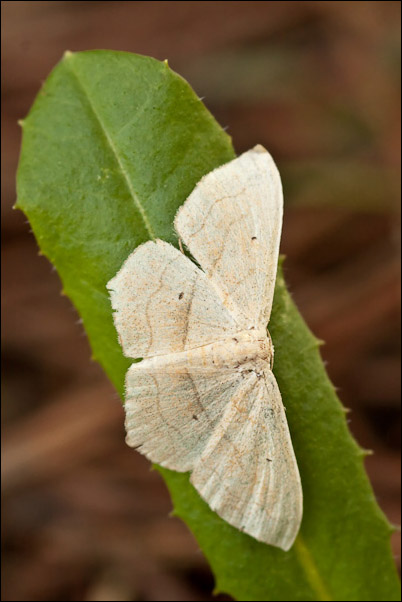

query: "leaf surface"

left=17, top=50, right=400, bottom=602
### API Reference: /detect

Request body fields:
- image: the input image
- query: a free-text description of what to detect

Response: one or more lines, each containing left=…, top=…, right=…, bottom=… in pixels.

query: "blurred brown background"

left=1, top=2, right=401, bottom=601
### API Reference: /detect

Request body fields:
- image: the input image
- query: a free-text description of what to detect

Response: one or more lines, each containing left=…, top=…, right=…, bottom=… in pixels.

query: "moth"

left=107, top=145, right=302, bottom=551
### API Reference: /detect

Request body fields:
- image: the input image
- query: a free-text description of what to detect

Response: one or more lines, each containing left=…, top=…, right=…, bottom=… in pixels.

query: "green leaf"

left=16, top=50, right=400, bottom=602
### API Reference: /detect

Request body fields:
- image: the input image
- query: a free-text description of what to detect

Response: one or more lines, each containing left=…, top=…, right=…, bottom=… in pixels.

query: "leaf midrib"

left=63, top=58, right=343, bottom=602
left=294, top=535, right=332, bottom=601
left=65, top=56, right=156, bottom=241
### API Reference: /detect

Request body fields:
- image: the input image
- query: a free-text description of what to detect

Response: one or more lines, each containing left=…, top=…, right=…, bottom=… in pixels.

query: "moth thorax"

left=208, top=329, right=272, bottom=370
left=257, top=331, right=273, bottom=363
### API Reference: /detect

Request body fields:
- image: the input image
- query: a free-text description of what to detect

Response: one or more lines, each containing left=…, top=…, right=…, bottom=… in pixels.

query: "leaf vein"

left=294, top=535, right=332, bottom=601
left=65, top=58, right=156, bottom=240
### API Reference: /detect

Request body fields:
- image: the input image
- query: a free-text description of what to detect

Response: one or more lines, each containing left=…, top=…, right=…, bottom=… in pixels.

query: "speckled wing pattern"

left=174, top=145, right=283, bottom=328
left=107, top=146, right=303, bottom=551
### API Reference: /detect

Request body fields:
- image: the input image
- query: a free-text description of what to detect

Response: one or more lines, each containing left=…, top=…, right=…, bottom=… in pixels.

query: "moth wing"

left=190, top=369, right=302, bottom=551
left=107, top=240, right=239, bottom=359
left=124, top=348, right=244, bottom=471
left=175, top=145, right=283, bottom=329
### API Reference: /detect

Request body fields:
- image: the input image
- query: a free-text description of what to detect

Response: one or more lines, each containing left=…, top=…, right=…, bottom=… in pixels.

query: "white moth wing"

left=124, top=347, right=246, bottom=471
left=108, top=146, right=302, bottom=550
left=107, top=239, right=239, bottom=359
left=190, top=369, right=302, bottom=551
left=174, top=145, right=283, bottom=329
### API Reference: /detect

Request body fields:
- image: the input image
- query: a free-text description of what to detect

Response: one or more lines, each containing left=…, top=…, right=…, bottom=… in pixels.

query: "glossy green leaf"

left=16, top=50, right=400, bottom=602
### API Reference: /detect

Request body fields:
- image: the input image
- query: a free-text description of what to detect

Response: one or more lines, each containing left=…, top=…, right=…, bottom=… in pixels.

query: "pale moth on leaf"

left=107, top=145, right=303, bottom=551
